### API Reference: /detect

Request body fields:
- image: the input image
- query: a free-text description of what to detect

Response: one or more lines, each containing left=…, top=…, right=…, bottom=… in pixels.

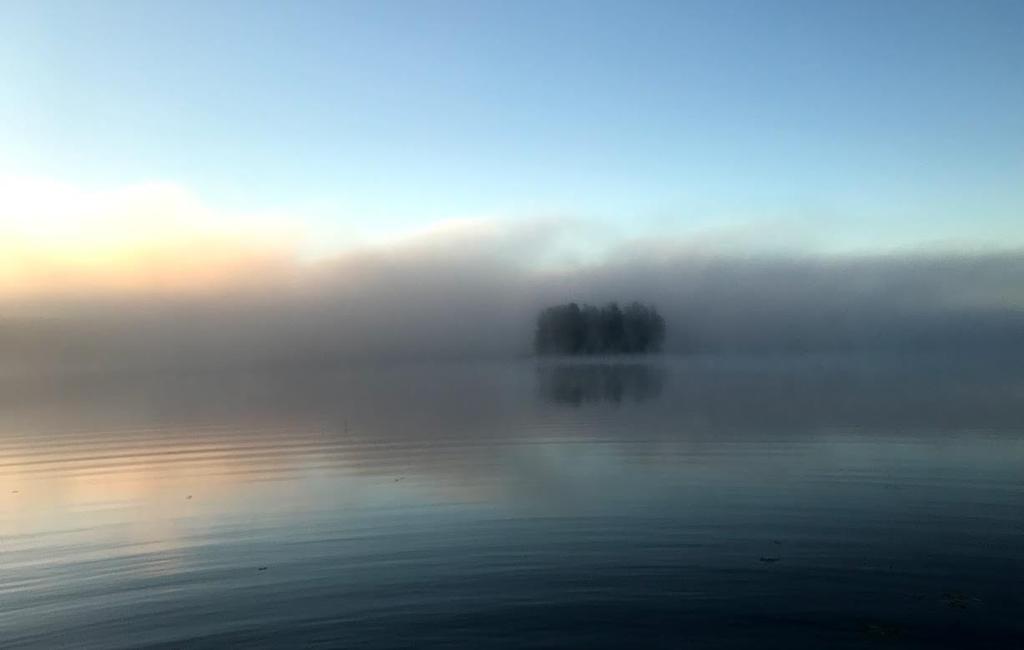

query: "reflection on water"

left=0, top=355, right=1022, bottom=648
left=537, top=362, right=667, bottom=405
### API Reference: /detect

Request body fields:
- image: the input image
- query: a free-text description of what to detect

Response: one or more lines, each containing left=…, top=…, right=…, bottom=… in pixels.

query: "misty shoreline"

left=3, top=346, right=1022, bottom=383
left=3, top=248, right=1023, bottom=374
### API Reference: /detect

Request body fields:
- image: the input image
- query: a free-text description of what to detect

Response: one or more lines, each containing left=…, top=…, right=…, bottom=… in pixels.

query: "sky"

left=2, top=0, right=1023, bottom=266
left=1, top=1, right=1023, bottom=361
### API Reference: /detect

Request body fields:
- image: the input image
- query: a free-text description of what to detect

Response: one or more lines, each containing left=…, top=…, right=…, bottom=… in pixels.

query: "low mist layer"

left=4, top=213, right=1024, bottom=370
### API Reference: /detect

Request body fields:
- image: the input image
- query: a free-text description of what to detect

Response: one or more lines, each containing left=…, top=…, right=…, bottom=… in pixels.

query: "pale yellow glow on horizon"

left=5, top=174, right=1019, bottom=303
left=0, top=176, right=303, bottom=296
left=0, top=175, right=591, bottom=297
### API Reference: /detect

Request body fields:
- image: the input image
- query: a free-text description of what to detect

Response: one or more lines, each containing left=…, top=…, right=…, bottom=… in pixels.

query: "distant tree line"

left=534, top=302, right=666, bottom=355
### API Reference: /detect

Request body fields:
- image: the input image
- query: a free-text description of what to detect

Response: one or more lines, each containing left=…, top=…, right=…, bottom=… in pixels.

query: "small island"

left=534, top=302, right=666, bottom=355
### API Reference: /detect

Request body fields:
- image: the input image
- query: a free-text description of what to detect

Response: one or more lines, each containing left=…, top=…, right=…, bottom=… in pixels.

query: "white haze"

left=3, top=215, right=1024, bottom=372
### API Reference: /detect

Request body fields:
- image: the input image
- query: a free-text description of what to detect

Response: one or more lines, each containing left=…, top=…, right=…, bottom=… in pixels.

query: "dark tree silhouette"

left=534, top=301, right=665, bottom=355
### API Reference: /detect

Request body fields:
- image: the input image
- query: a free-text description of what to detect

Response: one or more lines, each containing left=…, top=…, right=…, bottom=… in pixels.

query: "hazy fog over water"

left=3, top=357, right=1023, bottom=648
left=4, top=221, right=1024, bottom=370
left=3, top=2, right=1024, bottom=647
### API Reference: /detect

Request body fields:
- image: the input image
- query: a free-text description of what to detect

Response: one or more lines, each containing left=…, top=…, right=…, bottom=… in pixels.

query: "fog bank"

left=4, top=221, right=1024, bottom=370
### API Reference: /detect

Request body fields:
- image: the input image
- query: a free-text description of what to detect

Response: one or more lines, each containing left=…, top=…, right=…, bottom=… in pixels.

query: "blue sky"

left=2, top=0, right=1023, bottom=253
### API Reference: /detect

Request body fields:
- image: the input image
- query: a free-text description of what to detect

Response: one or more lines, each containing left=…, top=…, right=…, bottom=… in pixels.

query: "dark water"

left=1, top=355, right=1022, bottom=648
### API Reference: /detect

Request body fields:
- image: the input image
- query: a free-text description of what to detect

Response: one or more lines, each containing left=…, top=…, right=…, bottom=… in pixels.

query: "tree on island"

left=534, top=301, right=665, bottom=355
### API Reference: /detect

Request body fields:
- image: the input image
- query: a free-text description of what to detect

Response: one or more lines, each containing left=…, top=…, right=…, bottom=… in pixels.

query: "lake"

left=1, top=355, right=1022, bottom=648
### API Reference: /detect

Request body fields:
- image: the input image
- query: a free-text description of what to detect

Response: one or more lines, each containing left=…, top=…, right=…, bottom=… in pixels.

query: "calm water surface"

left=1, top=356, right=1022, bottom=648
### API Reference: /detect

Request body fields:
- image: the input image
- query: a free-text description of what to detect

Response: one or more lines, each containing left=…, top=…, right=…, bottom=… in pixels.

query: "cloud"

left=2, top=177, right=1024, bottom=369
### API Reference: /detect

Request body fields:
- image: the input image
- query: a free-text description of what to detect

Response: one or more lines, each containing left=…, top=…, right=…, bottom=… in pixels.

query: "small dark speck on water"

left=941, top=592, right=978, bottom=609
left=759, top=556, right=781, bottom=563
left=394, top=477, right=405, bottom=482
left=10, top=490, right=18, bottom=494
left=257, top=567, right=268, bottom=571
left=186, top=495, right=192, bottom=500
left=861, top=622, right=905, bottom=640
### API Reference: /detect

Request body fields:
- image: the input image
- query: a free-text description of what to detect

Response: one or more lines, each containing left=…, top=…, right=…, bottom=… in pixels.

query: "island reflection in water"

left=1, top=355, right=1022, bottom=648
left=536, top=361, right=667, bottom=405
